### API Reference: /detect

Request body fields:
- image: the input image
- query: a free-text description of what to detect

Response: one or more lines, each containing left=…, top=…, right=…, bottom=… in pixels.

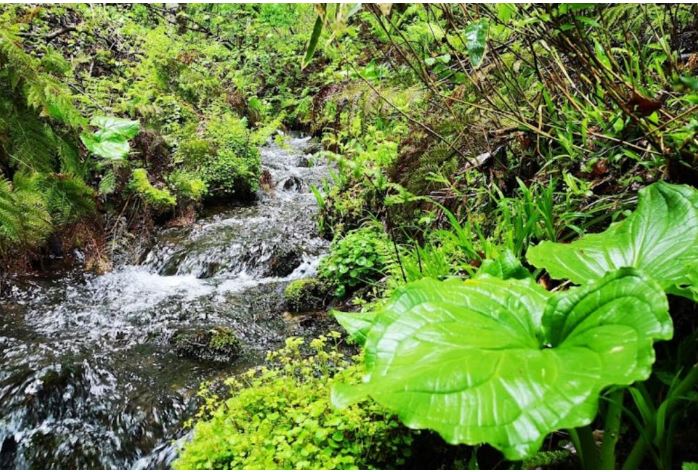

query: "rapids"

left=0, top=134, right=331, bottom=469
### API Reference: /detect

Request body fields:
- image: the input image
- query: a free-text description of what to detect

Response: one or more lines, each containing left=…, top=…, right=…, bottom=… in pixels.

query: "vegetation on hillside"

left=1, top=3, right=697, bottom=469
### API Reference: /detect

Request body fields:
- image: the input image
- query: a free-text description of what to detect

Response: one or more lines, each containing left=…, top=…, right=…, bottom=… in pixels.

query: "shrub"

left=319, top=225, right=390, bottom=298
left=168, top=170, right=207, bottom=202
left=175, top=111, right=260, bottom=200
left=174, top=334, right=414, bottom=470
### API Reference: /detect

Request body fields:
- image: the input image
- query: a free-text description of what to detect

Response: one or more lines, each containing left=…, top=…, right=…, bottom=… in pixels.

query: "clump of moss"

left=172, top=326, right=242, bottom=363
left=284, top=277, right=328, bottom=312
left=128, top=168, right=176, bottom=209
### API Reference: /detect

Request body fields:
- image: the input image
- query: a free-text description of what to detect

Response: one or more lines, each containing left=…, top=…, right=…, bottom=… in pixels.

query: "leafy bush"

left=175, top=112, right=260, bottom=200
left=128, top=168, right=176, bottom=210
left=168, top=170, right=207, bottom=202
left=174, top=334, right=414, bottom=470
left=319, top=225, right=391, bottom=298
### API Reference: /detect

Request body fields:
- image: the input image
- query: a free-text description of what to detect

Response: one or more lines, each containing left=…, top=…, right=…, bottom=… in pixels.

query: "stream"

left=0, top=135, right=331, bottom=469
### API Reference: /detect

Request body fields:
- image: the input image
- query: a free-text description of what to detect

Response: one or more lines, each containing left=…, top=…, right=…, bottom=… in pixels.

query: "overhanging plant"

left=332, top=270, right=672, bottom=460
left=526, top=182, right=698, bottom=301
left=331, top=182, right=698, bottom=462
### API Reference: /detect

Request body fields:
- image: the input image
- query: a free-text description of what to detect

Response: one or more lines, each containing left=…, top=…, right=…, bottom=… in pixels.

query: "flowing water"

left=0, top=135, right=332, bottom=469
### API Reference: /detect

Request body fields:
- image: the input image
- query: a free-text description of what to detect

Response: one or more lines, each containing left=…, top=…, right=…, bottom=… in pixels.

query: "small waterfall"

left=0, top=134, right=332, bottom=469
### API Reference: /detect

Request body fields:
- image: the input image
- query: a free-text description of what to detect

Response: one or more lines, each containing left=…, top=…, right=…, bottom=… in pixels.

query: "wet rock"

left=297, top=156, right=309, bottom=167
left=283, top=277, right=328, bottom=313
left=266, top=248, right=302, bottom=277
left=300, top=140, right=322, bottom=155
left=260, top=169, right=273, bottom=191
left=197, top=261, right=221, bottom=279
left=282, top=176, right=303, bottom=192
left=171, top=327, right=242, bottom=363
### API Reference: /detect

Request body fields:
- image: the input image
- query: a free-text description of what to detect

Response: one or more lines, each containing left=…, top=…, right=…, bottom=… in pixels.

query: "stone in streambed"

left=171, top=326, right=242, bottom=363
left=283, top=277, right=329, bottom=313
left=265, top=248, right=302, bottom=277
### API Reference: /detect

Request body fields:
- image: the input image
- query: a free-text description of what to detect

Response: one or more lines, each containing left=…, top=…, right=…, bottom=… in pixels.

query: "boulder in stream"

left=171, top=326, right=242, bottom=363
left=284, top=277, right=329, bottom=313
left=266, top=247, right=302, bottom=277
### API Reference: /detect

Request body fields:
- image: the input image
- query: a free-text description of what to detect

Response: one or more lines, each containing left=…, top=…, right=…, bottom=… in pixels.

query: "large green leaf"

left=526, top=182, right=698, bottom=299
left=80, top=115, right=140, bottom=160
left=463, top=20, right=489, bottom=68
left=475, top=248, right=531, bottom=280
left=90, top=116, right=140, bottom=141
left=332, top=269, right=671, bottom=460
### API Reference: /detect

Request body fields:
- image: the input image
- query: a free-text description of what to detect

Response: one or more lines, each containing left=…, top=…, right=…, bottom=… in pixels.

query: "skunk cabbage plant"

left=80, top=116, right=140, bottom=161
left=332, top=269, right=672, bottom=459
left=527, top=182, right=698, bottom=300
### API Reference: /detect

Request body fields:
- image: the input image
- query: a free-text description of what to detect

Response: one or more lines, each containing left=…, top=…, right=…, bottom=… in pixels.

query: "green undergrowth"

left=174, top=334, right=414, bottom=470
left=0, top=4, right=321, bottom=265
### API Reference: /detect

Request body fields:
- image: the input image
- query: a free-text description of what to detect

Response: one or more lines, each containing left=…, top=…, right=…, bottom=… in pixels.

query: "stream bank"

left=0, top=134, right=334, bottom=469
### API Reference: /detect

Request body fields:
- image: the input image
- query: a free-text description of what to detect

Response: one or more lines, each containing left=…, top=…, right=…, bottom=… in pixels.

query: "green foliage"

left=463, top=19, right=489, bottom=68
left=527, top=182, right=698, bottom=301
left=176, top=112, right=260, bottom=199
left=18, top=172, right=95, bottom=226
left=80, top=116, right=140, bottom=161
left=128, top=168, right=176, bottom=210
left=319, top=225, right=391, bottom=298
left=174, top=334, right=414, bottom=470
left=0, top=24, right=96, bottom=253
left=168, top=170, right=207, bottom=202
left=0, top=176, right=52, bottom=251
left=302, top=15, right=324, bottom=70
left=333, top=269, right=672, bottom=460
left=475, top=248, right=531, bottom=280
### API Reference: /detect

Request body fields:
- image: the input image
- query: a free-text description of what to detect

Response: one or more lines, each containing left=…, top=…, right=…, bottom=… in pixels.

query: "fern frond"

left=0, top=176, right=52, bottom=252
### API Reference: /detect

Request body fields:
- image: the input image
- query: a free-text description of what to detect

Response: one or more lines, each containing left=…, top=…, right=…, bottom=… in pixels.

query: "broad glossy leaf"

left=332, top=269, right=671, bottom=460
left=333, top=310, right=375, bottom=345
left=476, top=249, right=531, bottom=280
left=526, top=182, right=698, bottom=300
left=90, top=116, right=140, bottom=141
left=81, top=115, right=140, bottom=160
left=463, top=20, right=489, bottom=68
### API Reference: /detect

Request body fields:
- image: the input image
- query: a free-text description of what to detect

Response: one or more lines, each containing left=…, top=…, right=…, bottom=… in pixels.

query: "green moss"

left=128, top=168, right=176, bottom=209
left=209, top=327, right=242, bottom=351
left=172, top=327, right=242, bottom=363
left=168, top=170, right=207, bottom=201
left=174, top=334, right=414, bottom=470
left=284, top=277, right=327, bottom=312
left=522, top=450, right=572, bottom=469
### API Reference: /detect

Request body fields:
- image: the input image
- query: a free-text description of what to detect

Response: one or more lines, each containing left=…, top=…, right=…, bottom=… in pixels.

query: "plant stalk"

left=600, top=389, right=624, bottom=469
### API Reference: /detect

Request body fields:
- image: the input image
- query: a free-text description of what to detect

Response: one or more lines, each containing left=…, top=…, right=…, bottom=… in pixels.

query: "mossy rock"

left=284, top=277, right=328, bottom=313
left=171, top=326, right=242, bottom=363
